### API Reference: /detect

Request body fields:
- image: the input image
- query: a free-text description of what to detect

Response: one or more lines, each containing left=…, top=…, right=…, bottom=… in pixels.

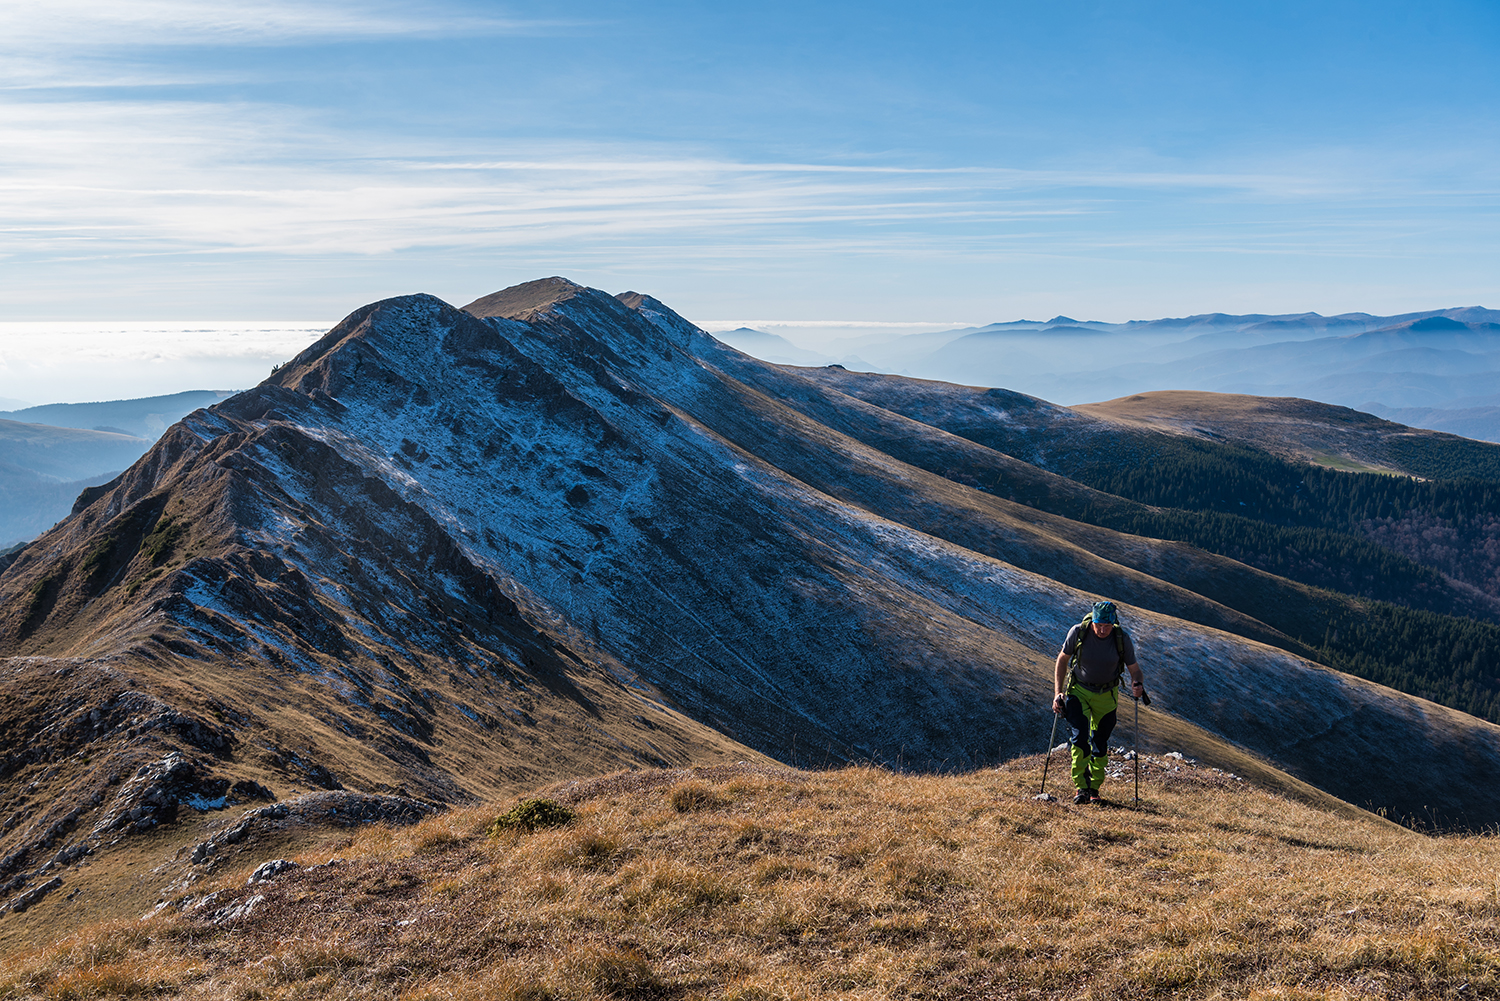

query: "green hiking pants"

left=1064, top=682, right=1118, bottom=791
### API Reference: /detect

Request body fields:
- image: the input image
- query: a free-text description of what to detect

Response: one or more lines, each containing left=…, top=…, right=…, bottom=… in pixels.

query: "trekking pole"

left=1037, top=708, right=1061, bottom=799
left=1133, top=685, right=1151, bottom=807
left=1042, top=653, right=1082, bottom=801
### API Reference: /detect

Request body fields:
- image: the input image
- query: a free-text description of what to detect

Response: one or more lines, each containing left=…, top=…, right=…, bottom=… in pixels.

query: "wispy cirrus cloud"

left=6, top=94, right=1423, bottom=269
left=0, top=0, right=552, bottom=49
left=7, top=100, right=1495, bottom=291
left=0, top=99, right=1104, bottom=262
left=0, top=1, right=571, bottom=90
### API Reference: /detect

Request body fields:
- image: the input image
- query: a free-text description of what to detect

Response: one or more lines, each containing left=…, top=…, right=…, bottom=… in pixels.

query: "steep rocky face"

left=3, top=277, right=1500, bottom=873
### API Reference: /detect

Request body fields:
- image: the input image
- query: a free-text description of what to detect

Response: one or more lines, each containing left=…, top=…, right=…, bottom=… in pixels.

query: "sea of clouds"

left=0, top=321, right=332, bottom=409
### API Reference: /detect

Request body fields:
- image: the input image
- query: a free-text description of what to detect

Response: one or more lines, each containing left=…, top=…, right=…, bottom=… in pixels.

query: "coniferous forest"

left=1064, top=438, right=1500, bottom=725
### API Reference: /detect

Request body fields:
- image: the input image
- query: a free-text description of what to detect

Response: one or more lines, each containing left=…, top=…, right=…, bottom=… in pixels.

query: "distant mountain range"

left=0, top=392, right=234, bottom=548
left=721, top=307, right=1500, bottom=441
left=0, top=390, right=233, bottom=440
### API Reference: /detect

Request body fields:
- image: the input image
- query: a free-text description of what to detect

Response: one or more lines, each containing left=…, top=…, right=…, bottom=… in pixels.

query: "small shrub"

left=139, top=517, right=187, bottom=567
left=489, top=799, right=575, bottom=836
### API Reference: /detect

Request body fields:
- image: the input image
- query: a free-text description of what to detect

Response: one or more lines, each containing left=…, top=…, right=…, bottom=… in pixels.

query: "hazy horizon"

left=0, top=321, right=330, bottom=408
left=1, top=313, right=973, bottom=406
left=5, top=298, right=1498, bottom=411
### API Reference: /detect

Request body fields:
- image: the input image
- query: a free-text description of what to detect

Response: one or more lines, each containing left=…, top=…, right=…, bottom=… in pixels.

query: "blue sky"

left=3, top=0, right=1499, bottom=329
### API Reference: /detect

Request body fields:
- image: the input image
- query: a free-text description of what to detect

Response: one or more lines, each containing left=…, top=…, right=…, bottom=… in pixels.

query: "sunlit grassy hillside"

left=4, top=756, right=1498, bottom=1000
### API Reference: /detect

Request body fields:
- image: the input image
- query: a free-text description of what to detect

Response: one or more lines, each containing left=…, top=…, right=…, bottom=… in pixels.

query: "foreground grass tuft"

left=3, top=757, right=1497, bottom=1000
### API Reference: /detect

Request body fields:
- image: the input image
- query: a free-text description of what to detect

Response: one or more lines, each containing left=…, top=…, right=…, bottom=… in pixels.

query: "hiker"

left=1052, top=600, right=1146, bottom=804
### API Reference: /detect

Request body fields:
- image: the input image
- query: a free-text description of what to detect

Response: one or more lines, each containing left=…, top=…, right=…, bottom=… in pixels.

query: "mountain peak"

left=264, top=292, right=478, bottom=403
left=462, top=277, right=588, bottom=320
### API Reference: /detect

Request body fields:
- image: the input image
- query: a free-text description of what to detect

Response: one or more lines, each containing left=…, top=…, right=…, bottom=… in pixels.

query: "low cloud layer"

left=0, top=322, right=328, bottom=406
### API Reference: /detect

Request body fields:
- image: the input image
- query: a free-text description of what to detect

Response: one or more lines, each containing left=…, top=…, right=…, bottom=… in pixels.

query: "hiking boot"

left=1089, top=788, right=1105, bottom=804
left=1073, top=789, right=1090, bottom=805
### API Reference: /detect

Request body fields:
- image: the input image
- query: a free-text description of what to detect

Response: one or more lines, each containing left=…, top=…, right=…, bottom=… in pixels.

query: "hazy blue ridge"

left=0, top=390, right=233, bottom=440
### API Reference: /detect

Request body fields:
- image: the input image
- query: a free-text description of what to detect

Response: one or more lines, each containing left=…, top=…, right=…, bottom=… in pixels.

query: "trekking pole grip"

left=1140, top=686, right=1151, bottom=707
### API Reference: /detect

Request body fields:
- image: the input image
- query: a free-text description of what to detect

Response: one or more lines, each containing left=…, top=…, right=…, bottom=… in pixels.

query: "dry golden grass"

left=2, top=756, right=1497, bottom=1001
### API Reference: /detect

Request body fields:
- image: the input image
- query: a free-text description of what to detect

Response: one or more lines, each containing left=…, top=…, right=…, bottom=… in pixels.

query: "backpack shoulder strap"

left=1068, top=615, right=1092, bottom=659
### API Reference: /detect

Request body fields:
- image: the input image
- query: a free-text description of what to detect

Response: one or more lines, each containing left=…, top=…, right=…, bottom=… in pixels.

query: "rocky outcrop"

left=1, top=876, right=62, bottom=915
left=246, top=858, right=297, bottom=884
left=91, top=752, right=227, bottom=835
left=185, top=791, right=434, bottom=868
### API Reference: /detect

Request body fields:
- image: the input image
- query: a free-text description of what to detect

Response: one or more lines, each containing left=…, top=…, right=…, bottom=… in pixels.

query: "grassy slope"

left=1073, top=389, right=1500, bottom=480
left=0, top=681, right=1405, bottom=956
left=781, top=366, right=1500, bottom=722
left=2, top=760, right=1493, bottom=1000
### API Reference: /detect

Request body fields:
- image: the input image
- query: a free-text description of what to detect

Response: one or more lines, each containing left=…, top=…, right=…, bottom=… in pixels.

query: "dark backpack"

left=1067, top=613, right=1128, bottom=685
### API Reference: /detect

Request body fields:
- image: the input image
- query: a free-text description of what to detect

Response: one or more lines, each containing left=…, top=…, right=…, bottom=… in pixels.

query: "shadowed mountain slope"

left=4, top=279, right=1500, bottom=943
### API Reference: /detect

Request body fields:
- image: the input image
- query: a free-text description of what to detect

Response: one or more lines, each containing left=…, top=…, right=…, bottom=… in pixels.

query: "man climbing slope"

left=1052, top=600, right=1146, bottom=804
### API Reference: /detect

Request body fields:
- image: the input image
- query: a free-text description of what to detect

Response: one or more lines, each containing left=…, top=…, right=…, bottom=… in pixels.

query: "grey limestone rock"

left=246, top=858, right=297, bottom=884
left=1, top=876, right=62, bottom=915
